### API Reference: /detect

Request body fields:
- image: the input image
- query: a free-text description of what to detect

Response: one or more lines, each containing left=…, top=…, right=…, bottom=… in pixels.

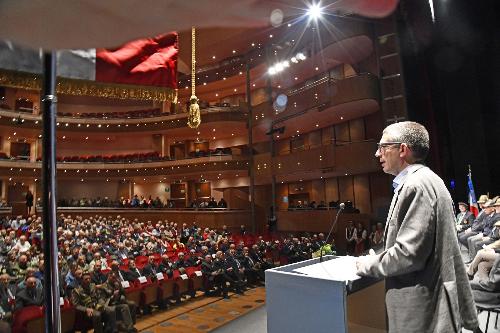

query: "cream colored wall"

left=57, top=179, right=121, bottom=200
left=56, top=135, right=156, bottom=156
left=133, top=182, right=170, bottom=202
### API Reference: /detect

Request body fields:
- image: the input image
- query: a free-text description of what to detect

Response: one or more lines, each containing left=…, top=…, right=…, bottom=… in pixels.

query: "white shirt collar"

left=392, top=164, right=422, bottom=193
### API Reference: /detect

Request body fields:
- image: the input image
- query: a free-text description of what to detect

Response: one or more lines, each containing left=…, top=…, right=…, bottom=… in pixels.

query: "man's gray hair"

left=383, top=121, right=430, bottom=161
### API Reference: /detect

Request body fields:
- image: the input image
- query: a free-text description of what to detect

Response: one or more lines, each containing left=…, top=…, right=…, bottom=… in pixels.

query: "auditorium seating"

left=34, top=148, right=232, bottom=164
left=56, top=108, right=165, bottom=119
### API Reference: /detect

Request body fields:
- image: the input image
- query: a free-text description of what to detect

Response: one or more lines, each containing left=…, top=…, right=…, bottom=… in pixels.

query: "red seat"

left=12, top=305, right=43, bottom=333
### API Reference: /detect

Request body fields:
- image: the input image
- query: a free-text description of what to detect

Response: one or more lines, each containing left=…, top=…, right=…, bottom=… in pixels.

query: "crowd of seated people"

left=288, top=200, right=360, bottom=213
left=345, top=221, right=384, bottom=256
left=57, top=195, right=230, bottom=209
left=56, top=108, right=165, bottom=119
left=188, top=147, right=232, bottom=158
left=33, top=148, right=232, bottom=164
left=0, top=212, right=322, bottom=332
left=37, top=151, right=169, bottom=163
left=189, top=197, right=227, bottom=209
left=454, top=195, right=500, bottom=310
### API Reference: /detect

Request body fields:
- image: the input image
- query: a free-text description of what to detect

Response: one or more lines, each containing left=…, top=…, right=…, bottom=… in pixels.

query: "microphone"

left=319, top=203, right=345, bottom=262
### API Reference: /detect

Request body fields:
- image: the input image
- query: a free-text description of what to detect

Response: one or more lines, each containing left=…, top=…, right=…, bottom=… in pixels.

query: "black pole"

left=270, top=130, right=276, bottom=223
left=41, top=52, right=61, bottom=333
left=245, top=61, right=256, bottom=234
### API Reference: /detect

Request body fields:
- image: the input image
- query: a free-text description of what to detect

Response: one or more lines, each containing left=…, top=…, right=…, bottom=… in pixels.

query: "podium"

left=265, top=256, right=387, bottom=333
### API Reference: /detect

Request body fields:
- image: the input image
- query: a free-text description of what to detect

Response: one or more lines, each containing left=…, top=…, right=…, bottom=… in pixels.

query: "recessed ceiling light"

left=212, top=55, right=216, bottom=59
left=232, top=50, right=236, bottom=54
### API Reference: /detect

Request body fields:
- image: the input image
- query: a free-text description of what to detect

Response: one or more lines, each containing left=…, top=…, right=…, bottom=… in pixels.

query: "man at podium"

left=356, top=122, right=479, bottom=333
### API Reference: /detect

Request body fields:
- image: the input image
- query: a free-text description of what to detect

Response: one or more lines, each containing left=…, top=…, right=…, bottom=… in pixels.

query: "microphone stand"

left=319, top=204, right=345, bottom=262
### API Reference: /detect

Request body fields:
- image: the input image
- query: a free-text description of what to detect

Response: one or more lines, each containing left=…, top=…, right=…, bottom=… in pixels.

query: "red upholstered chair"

left=124, top=282, right=142, bottom=310
left=157, top=274, right=175, bottom=302
left=12, top=305, right=43, bottom=333
left=187, top=267, right=204, bottom=296
left=135, top=256, right=148, bottom=270
left=140, top=278, right=160, bottom=309
left=173, top=270, right=190, bottom=299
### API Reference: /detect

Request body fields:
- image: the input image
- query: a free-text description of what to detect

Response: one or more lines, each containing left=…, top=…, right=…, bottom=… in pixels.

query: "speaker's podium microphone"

left=319, top=202, right=345, bottom=263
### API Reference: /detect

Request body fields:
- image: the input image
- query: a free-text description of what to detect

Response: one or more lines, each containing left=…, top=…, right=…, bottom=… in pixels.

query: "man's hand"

left=86, top=307, right=94, bottom=317
left=355, top=260, right=362, bottom=271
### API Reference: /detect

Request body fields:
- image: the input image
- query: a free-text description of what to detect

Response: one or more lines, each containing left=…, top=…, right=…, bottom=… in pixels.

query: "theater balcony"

left=0, top=104, right=247, bottom=133
left=254, top=140, right=380, bottom=184
left=252, top=73, right=380, bottom=143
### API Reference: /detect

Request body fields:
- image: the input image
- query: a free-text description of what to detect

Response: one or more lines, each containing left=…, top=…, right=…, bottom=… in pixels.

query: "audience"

left=0, top=205, right=390, bottom=333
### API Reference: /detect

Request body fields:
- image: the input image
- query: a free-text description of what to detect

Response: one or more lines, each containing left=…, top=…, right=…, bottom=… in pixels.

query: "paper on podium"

left=293, top=256, right=361, bottom=282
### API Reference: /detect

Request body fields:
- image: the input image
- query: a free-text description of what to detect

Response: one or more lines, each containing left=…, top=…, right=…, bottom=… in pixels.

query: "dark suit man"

left=123, top=261, right=142, bottom=282
left=201, top=255, right=227, bottom=298
left=222, top=250, right=245, bottom=294
left=356, top=122, right=478, bottom=333
left=15, top=277, right=43, bottom=310
left=90, top=261, right=108, bottom=286
left=142, top=256, right=159, bottom=280
left=158, top=255, right=174, bottom=278
left=0, top=274, right=14, bottom=330
left=174, top=252, right=190, bottom=274
left=456, top=202, right=475, bottom=231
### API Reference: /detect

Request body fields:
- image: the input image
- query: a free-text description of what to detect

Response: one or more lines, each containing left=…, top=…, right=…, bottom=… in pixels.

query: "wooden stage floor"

left=137, top=287, right=266, bottom=333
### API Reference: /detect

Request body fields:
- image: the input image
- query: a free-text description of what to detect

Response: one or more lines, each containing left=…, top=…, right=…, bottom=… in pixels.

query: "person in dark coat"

left=201, top=255, right=228, bottom=298
left=15, top=277, right=43, bottom=310
left=25, top=190, right=34, bottom=215
left=141, top=256, right=159, bottom=281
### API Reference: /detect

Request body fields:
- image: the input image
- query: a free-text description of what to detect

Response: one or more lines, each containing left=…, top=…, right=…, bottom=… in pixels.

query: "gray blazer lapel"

left=383, top=187, right=403, bottom=248
left=382, top=165, right=426, bottom=248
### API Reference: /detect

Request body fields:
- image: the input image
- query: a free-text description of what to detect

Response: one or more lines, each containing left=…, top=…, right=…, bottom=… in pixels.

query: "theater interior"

left=0, top=0, right=498, bottom=332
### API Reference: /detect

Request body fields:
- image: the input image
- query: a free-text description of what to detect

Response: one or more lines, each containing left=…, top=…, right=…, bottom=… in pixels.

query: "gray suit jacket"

left=357, top=165, right=478, bottom=332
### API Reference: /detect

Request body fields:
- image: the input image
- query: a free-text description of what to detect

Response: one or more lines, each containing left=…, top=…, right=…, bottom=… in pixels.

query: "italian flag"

left=0, top=32, right=178, bottom=89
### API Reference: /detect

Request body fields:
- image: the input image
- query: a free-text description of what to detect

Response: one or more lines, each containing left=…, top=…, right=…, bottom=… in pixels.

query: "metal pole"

left=270, top=131, right=276, bottom=223
left=41, top=52, right=61, bottom=333
left=245, top=61, right=256, bottom=234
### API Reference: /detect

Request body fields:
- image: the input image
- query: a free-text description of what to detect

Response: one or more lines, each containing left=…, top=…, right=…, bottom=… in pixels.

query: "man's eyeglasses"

left=376, top=142, right=402, bottom=153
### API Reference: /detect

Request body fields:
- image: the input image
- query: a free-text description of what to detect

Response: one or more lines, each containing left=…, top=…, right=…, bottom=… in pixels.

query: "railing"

left=277, top=139, right=376, bottom=156
left=0, top=104, right=244, bottom=124
left=0, top=151, right=237, bottom=164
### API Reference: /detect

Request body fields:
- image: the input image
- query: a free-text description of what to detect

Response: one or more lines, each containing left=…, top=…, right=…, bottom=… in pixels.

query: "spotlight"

left=296, top=52, right=306, bottom=61
left=307, top=3, right=323, bottom=20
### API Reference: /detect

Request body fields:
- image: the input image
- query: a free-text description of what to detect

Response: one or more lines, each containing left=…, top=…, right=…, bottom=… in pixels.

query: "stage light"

left=307, top=3, right=323, bottom=20
left=296, top=52, right=306, bottom=61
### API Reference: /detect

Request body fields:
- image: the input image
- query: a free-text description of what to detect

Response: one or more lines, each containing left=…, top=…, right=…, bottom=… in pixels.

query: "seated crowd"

left=0, top=213, right=328, bottom=333
left=56, top=108, right=165, bottom=119
left=345, top=220, right=384, bottom=256
left=455, top=195, right=500, bottom=308
left=288, top=200, right=361, bottom=213
left=57, top=195, right=229, bottom=209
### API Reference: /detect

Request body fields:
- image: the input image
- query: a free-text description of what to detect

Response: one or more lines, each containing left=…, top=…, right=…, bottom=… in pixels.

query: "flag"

left=467, top=167, right=479, bottom=217
left=96, top=32, right=178, bottom=88
left=0, top=31, right=178, bottom=91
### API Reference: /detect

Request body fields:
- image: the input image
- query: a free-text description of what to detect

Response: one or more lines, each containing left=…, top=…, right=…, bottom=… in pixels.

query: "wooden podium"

left=265, top=256, right=387, bottom=333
